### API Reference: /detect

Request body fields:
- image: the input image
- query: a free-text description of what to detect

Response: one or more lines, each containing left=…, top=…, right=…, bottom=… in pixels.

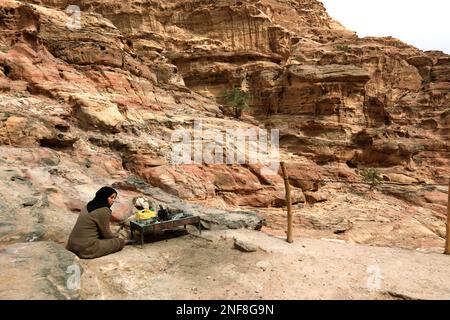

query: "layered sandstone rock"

left=0, top=0, right=448, bottom=253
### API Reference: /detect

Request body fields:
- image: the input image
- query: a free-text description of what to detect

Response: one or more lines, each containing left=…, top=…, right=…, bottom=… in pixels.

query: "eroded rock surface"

left=0, top=241, right=82, bottom=299
left=0, top=0, right=449, bottom=300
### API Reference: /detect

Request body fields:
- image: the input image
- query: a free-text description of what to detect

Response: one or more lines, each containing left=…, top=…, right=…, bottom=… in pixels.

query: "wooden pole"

left=280, top=162, right=293, bottom=243
left=445, top=180, right=450, bottom=254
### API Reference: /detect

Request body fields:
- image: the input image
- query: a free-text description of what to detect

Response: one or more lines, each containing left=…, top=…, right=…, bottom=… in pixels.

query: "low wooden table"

left=130, top=215, right=201, bottom=247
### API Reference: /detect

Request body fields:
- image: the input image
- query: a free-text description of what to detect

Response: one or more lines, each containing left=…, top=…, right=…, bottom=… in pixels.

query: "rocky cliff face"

left=0, top=0, right=449, bottom=253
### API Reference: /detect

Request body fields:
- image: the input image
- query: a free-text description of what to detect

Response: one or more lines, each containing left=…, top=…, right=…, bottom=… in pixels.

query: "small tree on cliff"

left=360, top=168, right=383, bottom=190
left=221, top=87, right=250, bottom=119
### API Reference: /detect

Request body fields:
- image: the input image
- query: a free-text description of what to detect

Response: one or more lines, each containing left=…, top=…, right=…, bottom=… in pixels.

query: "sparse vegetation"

left=12, top=91, right=26, bottom=99
left=424, top=72, right=438, bottom=85
left=336, top=44, right=351, bottom=52
left=220, top=87, right=250, bottom=119
left=413, top=155, right=423, bottom=165
left=360, top=168, right=383, bottom=190
left=430, top=72, right=437, bottom=82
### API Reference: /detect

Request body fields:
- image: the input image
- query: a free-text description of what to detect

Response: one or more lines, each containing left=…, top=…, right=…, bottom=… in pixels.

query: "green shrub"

left=423, top=72, right=438, bottom=85
left=220, top=87, right=250, bottom=119
left=13, top=92, right=26, bottom=98
left=360, top=168, right=383, bottom=189
left=430, top=72, right=438, bottom=82
left=336, top=45, right=351, bottom=52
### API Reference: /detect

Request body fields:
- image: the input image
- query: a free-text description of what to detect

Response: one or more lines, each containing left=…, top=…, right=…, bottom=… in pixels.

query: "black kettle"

left=157, top=205, right=171, bottom=221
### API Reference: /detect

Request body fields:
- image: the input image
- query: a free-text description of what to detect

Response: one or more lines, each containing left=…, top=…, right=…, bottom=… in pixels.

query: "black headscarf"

left=87, top=186, right=117, bottom=213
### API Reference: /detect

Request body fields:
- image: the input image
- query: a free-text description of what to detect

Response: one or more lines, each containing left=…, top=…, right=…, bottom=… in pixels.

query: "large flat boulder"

left=0, top=241, right=82, bottom=300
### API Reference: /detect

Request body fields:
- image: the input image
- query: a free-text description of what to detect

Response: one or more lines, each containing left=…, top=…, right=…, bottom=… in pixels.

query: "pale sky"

left=320, top=0, right=450, bottom=54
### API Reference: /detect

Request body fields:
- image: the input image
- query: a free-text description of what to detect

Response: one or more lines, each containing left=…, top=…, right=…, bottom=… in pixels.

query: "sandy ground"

left=78, top=228, right=450, bottom=300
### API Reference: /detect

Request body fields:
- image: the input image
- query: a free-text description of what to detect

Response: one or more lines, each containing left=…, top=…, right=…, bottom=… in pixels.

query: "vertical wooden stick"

left=445, top=180, right=450, bottom=254
left=280, top=162, right=293, bottom=243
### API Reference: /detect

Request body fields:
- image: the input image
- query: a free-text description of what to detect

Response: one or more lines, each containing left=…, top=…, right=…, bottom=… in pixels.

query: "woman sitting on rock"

left=67, top=186, right=127, bottom=259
